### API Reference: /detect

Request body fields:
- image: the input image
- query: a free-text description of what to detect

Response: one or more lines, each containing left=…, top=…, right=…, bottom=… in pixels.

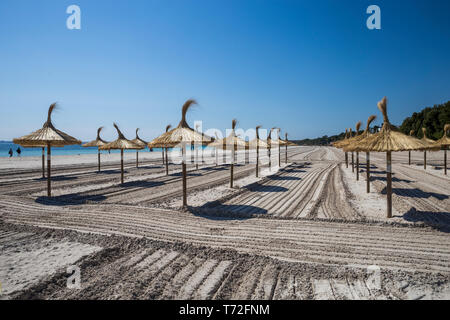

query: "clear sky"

left=0, top=0, right=449, bottom=141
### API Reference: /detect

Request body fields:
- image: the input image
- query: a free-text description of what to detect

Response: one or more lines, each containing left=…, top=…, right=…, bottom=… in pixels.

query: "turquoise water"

left=0, top=141, right=156, bottom=157
left=0, top=141, right=210, bottom=157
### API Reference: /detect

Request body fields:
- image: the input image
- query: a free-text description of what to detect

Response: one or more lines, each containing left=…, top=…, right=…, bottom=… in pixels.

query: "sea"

left=0, top=141, right=164, bottom=157
left=0, top=141, right=209, bottom=157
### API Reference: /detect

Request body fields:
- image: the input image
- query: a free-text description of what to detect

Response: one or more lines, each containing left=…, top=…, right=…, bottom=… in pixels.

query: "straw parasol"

left=82, top=127, right=109, bottom=172
left=248, top=125, right=267, bottom=177
left=13, top=103, right=81, bottom=197
left=147, top=99, right=211, bottom=207
left=408, top=130, right=414, bottom=165
left=194, top=123, right=202, bottom=170
left=283, top=132, right=291, bottom=164
left=131, top=128, right=148, bottom=168
left=434, top=124, right=450, bottom=175
left=99, top=123, right=144, bottom=184
left=343, top=115, right=377, bottom=192
left=266, top=127, right=285, bottom=169
left=349, top=97, right=433, bottom=218
left=420, top=127, right=437, bottom=170
left=332, top=129, right=350, bottom=168
left=163, top=124, right=172, bottom=175
left=209, top=119, right=247, bottom=188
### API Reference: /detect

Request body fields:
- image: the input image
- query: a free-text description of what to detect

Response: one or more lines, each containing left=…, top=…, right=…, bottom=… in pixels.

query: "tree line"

left=292, top=100, right=449, bottom=145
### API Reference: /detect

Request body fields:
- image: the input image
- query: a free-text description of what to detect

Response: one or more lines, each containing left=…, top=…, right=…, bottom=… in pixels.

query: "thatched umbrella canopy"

left=147, top=99, right=211, bottom=207
left=434, top=124, right=450, bottom=175
left=131, top=128, right=148, bottom=168
left=343, top=115, right=377, bottom=192
left=332, top=129, right=349, bottom=148
left=268, top=128, right=287, bottom=166
left=162, top=124, right=172, bottom=175
left=13, top=103, right=81, bottom=197
left=420, top=127, right=439, bottom=170
left=333, top=128, right=351, bottom=168
left=265, top=128, right=278, bottom=170
left=99, top=123, right=144, bottom=184
left=209, top=119, right=247, bottom=188
left=248, top=125, right=267, bottom=177
left=82, top=127, right=109, bottom=172
left=349, top=97, right=433, bottom=218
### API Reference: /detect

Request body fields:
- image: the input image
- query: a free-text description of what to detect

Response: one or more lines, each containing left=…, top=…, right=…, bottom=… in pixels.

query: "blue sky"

left=0, top=0, right=449, bottom=141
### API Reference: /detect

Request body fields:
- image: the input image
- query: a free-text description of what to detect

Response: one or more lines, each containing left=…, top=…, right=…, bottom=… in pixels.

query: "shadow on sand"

left=402, top=208, right=450, bottom=233
left=381, top=187, right=448, bottom=200
left=267, top=175, right=301, bottom=181
left=34, top=176, right=78, bottom=182
left=35, top=180, right=165, bottom=205
left=190, top=203, right=268, bottom=220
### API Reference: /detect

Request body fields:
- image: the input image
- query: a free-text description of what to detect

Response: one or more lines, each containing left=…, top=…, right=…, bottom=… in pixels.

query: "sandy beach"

left=1, top=146, right=449, bottom=300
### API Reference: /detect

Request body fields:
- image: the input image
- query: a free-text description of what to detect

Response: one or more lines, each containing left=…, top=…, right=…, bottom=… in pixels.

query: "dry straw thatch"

left=434, top=124, right=450, bottom=175
left=131, top=128, right=148, bottom=147
left=82, top=127, right=109, bottom=147
left=209, top=119, right=247, bottom=188
left=162, top=124, right=172, bottom=175
left=13, top=103, right=81, bottom=147
left=249, top=125, right=265, bottom=177
left=13, top=103, right=81, bottom=197
left=82, top=127, right=109, bottom=172
left=148, top=99, right=212, bottom=207
left=148, top=100, right=212, bottom=149
left=249, top=125, right=268, bottom=149
left=343, top=115, right=377, bottom=191
left=209, top=119, right=248, bottom=150
left=131, top=128, right=148, bottom=168
left=343, top=116, right=377, bottom=152
left=348, top=97, right=435, bottom=218
left=99, top=124, right=144, bottom=151
left=350, top=98, right=433, bottom=153
left=99, top=123, right=144, bottom=184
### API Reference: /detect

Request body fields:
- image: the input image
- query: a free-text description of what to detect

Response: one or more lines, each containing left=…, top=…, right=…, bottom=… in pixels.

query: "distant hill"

left=399, top=101, right=450, bottom=139
left=293, top=101, right=449, bottom=146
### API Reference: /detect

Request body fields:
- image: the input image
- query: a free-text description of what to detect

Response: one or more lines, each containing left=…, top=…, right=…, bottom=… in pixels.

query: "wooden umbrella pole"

left=182, top=143, right=187, bottom=207
left=408, top=151, right=411, bottom=165
left=386, top=151, right=392, bottom=218
left=47, top=144, right=51, bottom=197
left=136, top=151, right=139, bottom=168
left=121, top=149, right=124, bottom=184
left=268, top=147, right=271, bottom=171
left=424, top=151, right=427, bottom=170
left=256, top=143, right=259, bottom=177
left=351, top=152, right=354, bottom=172
left=165, top=147, right=169, bottom=176
left=366, top=152, right=370, bottom=193
left=278, top=144, right=281, bottom=167
left=162, top=149, right=165, bottom=165
left=285, top=133, right=288, bottom=164
left=98, top=149, right=101, bottom=172
left=285, top=144, right=287, bottom=164
left=356, top=152, right=359, bottom=181
left=345, top=152, right=348, bottom=168
left=230, top=146, right=235, bottom=188
left=196, top=145, right=199, bottom=170
left=42, top=147, right=45, bottom=178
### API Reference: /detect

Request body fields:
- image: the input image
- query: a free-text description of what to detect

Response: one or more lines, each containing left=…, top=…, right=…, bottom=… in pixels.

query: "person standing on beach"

left=16, top=147, right=21, bottom=157
left=8, top=148, right=13, bottom=157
